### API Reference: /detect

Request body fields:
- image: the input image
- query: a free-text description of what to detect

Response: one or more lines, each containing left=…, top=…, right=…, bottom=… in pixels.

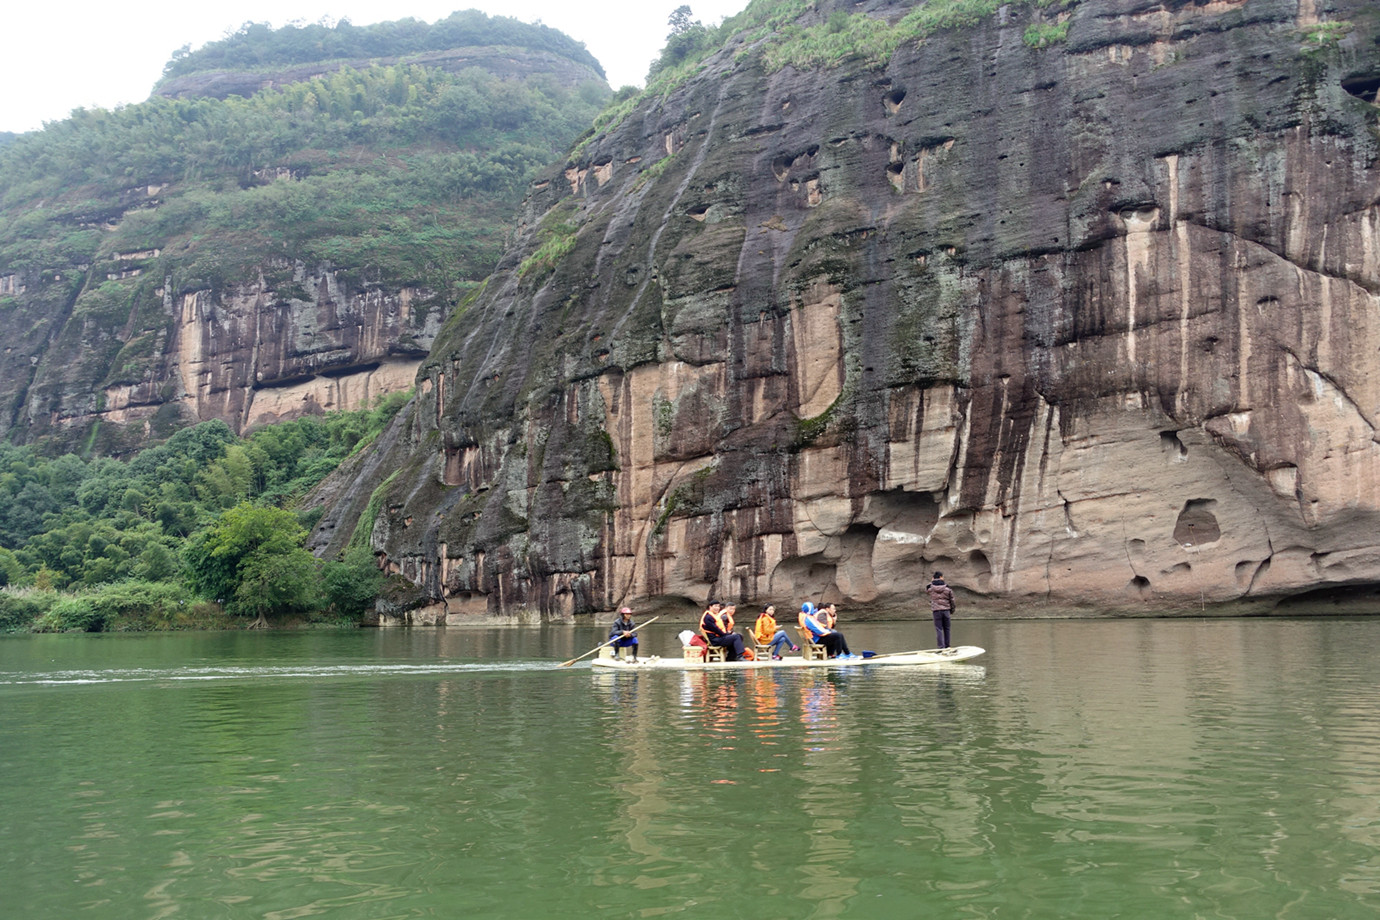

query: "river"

left=3, top=616, right=1378, bottom=919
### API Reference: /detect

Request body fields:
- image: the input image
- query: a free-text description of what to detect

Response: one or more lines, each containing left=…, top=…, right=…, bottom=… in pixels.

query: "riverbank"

left=0, top=583, right=362, bottom=633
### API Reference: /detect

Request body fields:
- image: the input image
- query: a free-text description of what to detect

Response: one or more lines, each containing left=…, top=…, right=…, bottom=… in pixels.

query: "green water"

left=2, top=618, right=1378, bottom=919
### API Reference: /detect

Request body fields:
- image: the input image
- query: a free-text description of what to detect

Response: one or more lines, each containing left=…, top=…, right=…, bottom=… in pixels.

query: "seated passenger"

left=801, top=602, right=854, bottom=659
left=754, top=605, right=797, bottom=659
left=701, top=600, right=745, bottom=661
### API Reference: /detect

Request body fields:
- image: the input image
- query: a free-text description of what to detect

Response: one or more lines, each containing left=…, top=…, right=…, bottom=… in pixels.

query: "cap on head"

left=801, top=602, right=815, bottom=614
left=619, top=607, right=632, bottom=614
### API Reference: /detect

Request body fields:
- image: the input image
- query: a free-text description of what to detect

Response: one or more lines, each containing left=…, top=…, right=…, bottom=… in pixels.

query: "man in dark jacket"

left=925, top=572, right=956, bottom=651
left=701, top=601, right=745, bottom=661
left=609, top=607, right=639, bottom=661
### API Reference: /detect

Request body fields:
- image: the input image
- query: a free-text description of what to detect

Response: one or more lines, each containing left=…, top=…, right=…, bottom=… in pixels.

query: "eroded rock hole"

left=1342, top=74, right=1380, bottom=103
left=1128, top=575, right=1151, bottom=598
left=842, top=523, right=880, bottom=565
left=770, top=553, right=838, bottom=600
left=1173, top=499, right=1220, bottom=546
left=864, top=489, right=940, bottom=536
left=887, top=161, right=905, bottom=191
left=1160, top=430, right=1187, bottom=460
left=883, top=88, right=906, bottom=113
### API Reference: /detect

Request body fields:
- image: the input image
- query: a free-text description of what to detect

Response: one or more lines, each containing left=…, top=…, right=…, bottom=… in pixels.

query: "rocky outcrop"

left=6, top=259, right=438, bottom=447
left=117, top=265, right=435, bottom=431
left=312, top=0, right=1380, bottom=620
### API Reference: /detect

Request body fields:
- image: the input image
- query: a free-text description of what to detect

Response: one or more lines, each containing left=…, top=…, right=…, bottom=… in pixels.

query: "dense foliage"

left=159, top=10, right=604, bottom=83
left=0, top=59, right=608, bottom=296
left=758, top=0, right=1078, bottom=71
left=0, top=395, right=406, bottom=631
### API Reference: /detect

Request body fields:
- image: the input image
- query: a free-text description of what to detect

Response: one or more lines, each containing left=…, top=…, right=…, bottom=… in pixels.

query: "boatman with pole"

left=609, top=607, right=640, bottom=662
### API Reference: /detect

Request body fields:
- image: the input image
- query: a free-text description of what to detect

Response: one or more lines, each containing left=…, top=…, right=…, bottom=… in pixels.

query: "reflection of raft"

left=589, top=646, right=986, bottom=671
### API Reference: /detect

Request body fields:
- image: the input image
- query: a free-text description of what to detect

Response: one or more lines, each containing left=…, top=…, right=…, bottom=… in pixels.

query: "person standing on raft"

left=926, top=572, right=956, bottom=652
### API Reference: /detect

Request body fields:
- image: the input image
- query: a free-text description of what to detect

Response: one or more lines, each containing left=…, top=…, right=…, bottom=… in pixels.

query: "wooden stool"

left=795, top=628, right=827, bottom=660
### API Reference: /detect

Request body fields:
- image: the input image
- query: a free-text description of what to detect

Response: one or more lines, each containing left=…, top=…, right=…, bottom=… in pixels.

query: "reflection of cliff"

left=969, top=617, right=1380, bottom=885
left=792, top=673, right=863, bottom=909
left=315, top=0, right=1380, bottom=619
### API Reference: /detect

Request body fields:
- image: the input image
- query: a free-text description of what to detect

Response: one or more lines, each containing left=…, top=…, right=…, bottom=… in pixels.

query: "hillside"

left=154, top=12, right=606, bottom=100
left=307, top=0, right=1380, bottom=622
left=0, top=12, right=609, bottom=453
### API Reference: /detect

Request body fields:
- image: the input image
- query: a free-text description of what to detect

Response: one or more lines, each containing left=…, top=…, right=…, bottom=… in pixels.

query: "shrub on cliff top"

left=763, top=0, right=1081, bottom=72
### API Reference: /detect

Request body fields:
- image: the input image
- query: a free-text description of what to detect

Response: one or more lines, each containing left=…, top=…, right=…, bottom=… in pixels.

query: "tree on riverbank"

left=0, top=396, right=405, bottom=632
left=183, top=504, right=320, bottom=628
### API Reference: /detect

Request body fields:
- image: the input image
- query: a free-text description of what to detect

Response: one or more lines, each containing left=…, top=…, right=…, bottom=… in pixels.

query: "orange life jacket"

left=701, top=609, right=730, bottom=639
left=754, top=614, right=776, bottom=645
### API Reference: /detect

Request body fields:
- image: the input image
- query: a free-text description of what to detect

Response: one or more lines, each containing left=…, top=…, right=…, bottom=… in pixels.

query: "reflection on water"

left=4, top=620, right=1380, bottom=919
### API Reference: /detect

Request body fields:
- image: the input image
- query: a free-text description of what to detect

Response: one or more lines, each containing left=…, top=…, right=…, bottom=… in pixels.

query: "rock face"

left=312, top=0, right=1380, bottom=620
left=116, top=266, right=437, bottom=432
left=2, top=256, right=440, bottom=447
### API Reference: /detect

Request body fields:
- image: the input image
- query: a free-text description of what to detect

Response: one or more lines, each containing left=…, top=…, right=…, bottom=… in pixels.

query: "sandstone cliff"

left=312, top=0, right=1380, bottom=621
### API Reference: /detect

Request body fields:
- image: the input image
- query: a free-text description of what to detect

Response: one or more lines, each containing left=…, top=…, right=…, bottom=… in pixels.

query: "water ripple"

left=0, top=660, right=558, bottom=686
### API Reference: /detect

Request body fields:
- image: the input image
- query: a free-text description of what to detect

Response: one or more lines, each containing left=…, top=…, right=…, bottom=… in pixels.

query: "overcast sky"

left=1, top=1, right=748, bottom=134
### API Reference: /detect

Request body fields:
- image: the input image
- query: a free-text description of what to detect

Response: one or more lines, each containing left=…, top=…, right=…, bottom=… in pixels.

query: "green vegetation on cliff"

left=758, top=0, right=1079, bottom=72
left=586, top=0, right=1076, bottom=150
left=0, top=58, right=607, bottom=293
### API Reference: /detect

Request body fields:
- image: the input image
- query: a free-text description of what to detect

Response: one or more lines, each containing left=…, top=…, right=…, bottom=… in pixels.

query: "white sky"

left=0, top=1, right=748, bottom=134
